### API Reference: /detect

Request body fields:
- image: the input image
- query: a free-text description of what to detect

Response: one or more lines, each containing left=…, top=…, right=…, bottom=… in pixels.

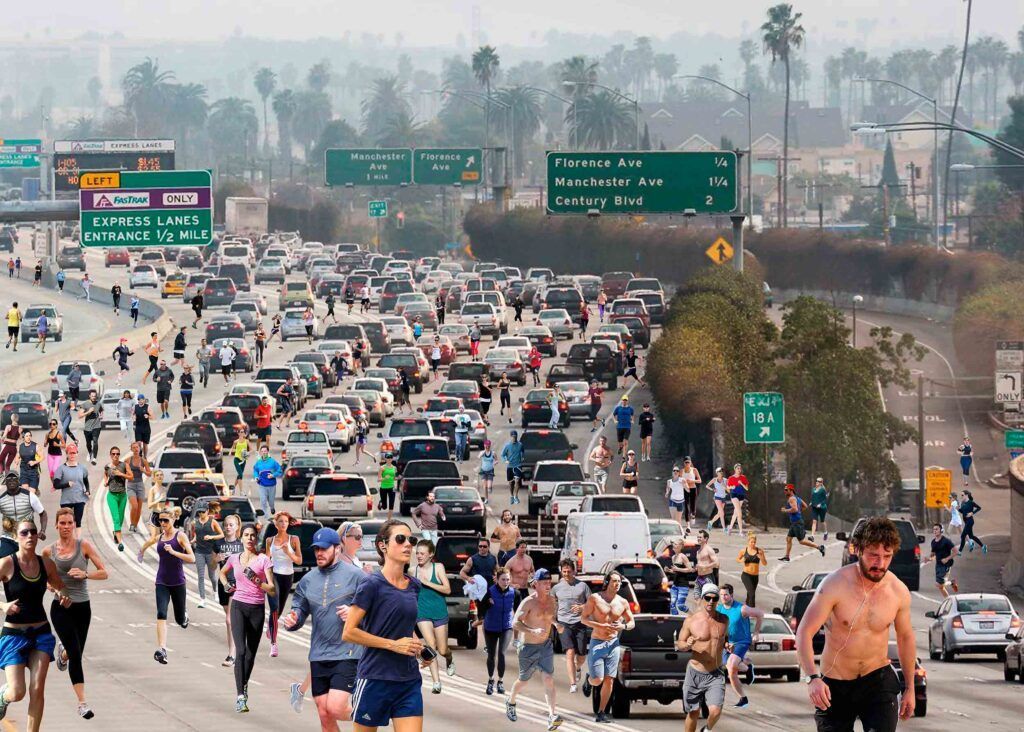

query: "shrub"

left=953, top=280, right=1024, bottom=376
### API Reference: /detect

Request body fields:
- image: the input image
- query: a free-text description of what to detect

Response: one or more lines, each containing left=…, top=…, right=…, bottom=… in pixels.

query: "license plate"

left=17, top=408, right=27, bottom=413
left=755, top=642, right=772, bottom=651
left=449, top=506, right=465, bottom=514
left=633, top=582, right=645, bottom=590
left=329, top=501, right=348, bottom=510
left=980, top=621, right=994, bottom=629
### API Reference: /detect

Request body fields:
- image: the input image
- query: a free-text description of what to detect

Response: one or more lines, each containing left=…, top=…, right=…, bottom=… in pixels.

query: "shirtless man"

left=505, top=540, right=535, bottom=608
left=588, top=437, right=613, bottom=492
left=694, top=530, right=720, bottom=596
left=491, top=510, right=521, bottom=565
left=797, top=516, right=916, bottom=731
left=780, top=484, right=825, bottom=561
left=505, top=569, right=562, bottom=731
left=580, top=571, right=635, bottom=724
left=676, top=583, right=730, bottom=731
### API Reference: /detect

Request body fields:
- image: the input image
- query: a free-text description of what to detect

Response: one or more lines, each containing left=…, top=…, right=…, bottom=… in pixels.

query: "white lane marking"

left=912, top=591, right=941, bottom=605
left=765, top=543, right=841, bottom=596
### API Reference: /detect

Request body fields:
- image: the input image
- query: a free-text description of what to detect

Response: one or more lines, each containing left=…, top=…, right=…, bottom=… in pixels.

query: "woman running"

left=42, top=507, right=107, bottom=720
left=596, top=291, right=607, bottom=322
left=354, top=416, right=369, bottom=466
left=0, top=416, right=20, bottom=474
left=215, top=512, right=243, bottom=668
left=191, top=503, right=223, bottom=610
left=665, top=466, right=687, bottom=528
left=133, top=395, right=154, bottom=460
left=52, top=444, right=88, bottom=538
left=15, top=431, right=42, bottom=493
left=498, top=373, right=512, bottom=422
left=139, top=508, right=194, bottom=665
left=179, top=365, right=195, bottom=418
left=42, top=422, right=64, bottom=485
left=253, top=323, right=266, bottom=365
left=679, top=457, right=701, bottom=529
left=957, top=490, right=987, bottom=554
left=475, top=566, right=515, bottom=697
left=478, top=441, right=496, bottom=505
left=414, top=539, right=453, bottom=693
left=0, top=518, right=72, bottom=730
left=266, top=512, right=300, bottom=659
left=619, top=450, right=639, bottom=494
left=125, top=441, right=151, bottom=534
left=736, top=532, right=767, bottom=607
left=230, top=430, right=249, bottom=493
left=706, top=467, right=729, bottom=532
left=102, top=446, right=133, bottom=550
left=343, top=519, right=426, bottom=732
left=947, top=493, right=964, bottom=537
left=726, top=463, right=749, bottom=535
left=220, top=523, right=275, bottom=713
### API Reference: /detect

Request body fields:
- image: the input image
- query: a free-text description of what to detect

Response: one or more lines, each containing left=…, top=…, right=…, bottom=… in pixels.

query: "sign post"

left=705, top=236, right=734, bottom=265
left=0, top=139, right=41, bottom=168
left=79, top=170, right=213, bottom=247
left=743, top=392, right=785, bottom=530
left=413, top=148, right=482, bottom=185
left=324, top=149, right=412, bottom=187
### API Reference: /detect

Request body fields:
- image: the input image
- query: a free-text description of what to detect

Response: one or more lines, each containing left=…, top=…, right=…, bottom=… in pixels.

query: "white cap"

left=700, top=583, right=721, bottom=599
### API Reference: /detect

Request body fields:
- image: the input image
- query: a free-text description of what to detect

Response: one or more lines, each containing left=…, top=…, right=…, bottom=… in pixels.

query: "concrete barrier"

left=773, top=288, right=955, bottom=324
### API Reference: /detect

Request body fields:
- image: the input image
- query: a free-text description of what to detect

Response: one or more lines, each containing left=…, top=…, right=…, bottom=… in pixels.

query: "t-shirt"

left=551, top=579, right=591, bottom=624
left=54, top=463, right=89, bottom=506
left=219, top=347, right=236, bottom=366
left=811, top=486, right=828, bottom=509
left=588, top=386, right=603, bottom=404
left=931, top=536, right=955, bottom=563
left=116, top=398, right=135, bottom=421
left=254, top=403, right=273, bottom=429
left=728, top=475, right=749, bottom=496
left=414, top=501, right=444, bottom=530
left=716, top=601, right=752, bottom=644
left=352, top=571, right=421, bottom=682
left=379, top=465, right=397, bottom=490
left=638, top=411, right=655, bottom=434
left=154, top=368, right=175, bottom=390
left=228, top=553, right=272, bottom=605
left=613, top=404, right=634, bottom=429
left=82, top=402, right=102, bottom=431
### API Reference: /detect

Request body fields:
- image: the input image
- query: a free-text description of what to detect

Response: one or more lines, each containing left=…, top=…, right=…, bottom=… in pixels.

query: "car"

left=281, top=428, right=333, bottom=464
left=49, top=361, right=104, bottom=403
left=520, top=388, right=569, bottom=429
left=436, top=380, right=481, bottom=412
left=228, top=301, right=260, bottom=331
left=176, top=248, right=205, bottom=269
left=527, top=459, right=587, bottom=516
left=394, top=292, right=430, bottom=315
left=774, top=589, right=825, bottom=656
left=217, top=263, right=252, bottom=293
left=234, top=290, right=268, bottom=316
left=165, top=473, right=229, bottom=517
left=403, top=303, right=439, bottom=331
left=257, top=518, right=324, bottom=579
left=352, top=378, right=395, bottom=415
left=98, top=387, right=139, bottom=429
left=56, top=245, right=86, bottom=270
left=19, top=304, right=63, bottom=343
left=289, top=361, right=325, bottom=399
left=632, top=290, right=666, bottom=325
left=520, top=429, right=576, bottom=482
left=733, top=612, right=799, bottom=681
left=196, top=406, right=248, bottom=446
left=376, top=353, right=424, bottom=393
left=159, top=271, right=185, bottom=299
left=554, top=380, right=591, bottom=419
left=280, top=308, right=319, bottom=341
left=379, top=279, right=415, bottom=314
left=610, top=298, right=651, bottom=329
left=544, top=363, right=586, bottom=389
left=458, top=302, right=501, bottom=337
left=580, top=494, right=645, bottom=513
left=104, top=248, right=131, bottom=267
left=279, top=281, right=314, bottom=310
left=398, top=459, right=463, bottom=514
left=363, top=367, right=402, bottom=398
left=360, top=321, right=391, bottom=355
left=598, top=322, right=633, bottom=349
left=205, top=314, right=245, bottom=342
left=138, top=250, right=168, bottom=277
left=153, top=447, right=212, bottom=484
left=220, top=242, right=254, bottom=266
left=536, top=308, right=574, bottom=339
left=601, top=271, right=634, bottom=300
left=565, top=343, right=619, bottom=389
left=838, top=517, right=923, bottom=590
left=202, top=277, right=237, bottom=307
left=348, top=389, right=386, bottom=426
left=166, top=420, right=223, bottom=472
left=886, top=640, right=929, bottom=716
left=297, top=408, right=353, bottom=450
left=282, top=455, right=334, bottom=500
left=624, top=277, right=664, bottom=296
left=1, top=392, right=49, bottom=429
left=129, top=264, right=159, bottom=289
left=596, top=613, right=687, bottom=719
left=616, top=316, right=652, bottom=349
left=1004, top=623, right=1024, bottom=682
left=519, top=325, right=557, bottom=357
left=791, top=572, right=831, bottom=591
left=324, top=394, right=368, bottom=424
left=303, top=473, right=376, bottom=524
left=293, top=351, right=338, bottom=388
left=211, top=337, right=253, bottom=372
left=323, top=325, right=369, bottom=364
left=599, top=558, right=669, bottom=613
left=182, top=273, right=211, bottom=302
left=254, top=257, right=286, bottom=284
left=539, top=286, right=584, bottom=319
left=416, top=334, right=456, bottom=366
left=447, top=362, right=489, bottom=385
left=316, top=274, right=346, bottom=297
left=431, top=486, right=486, bottom=534
left=483, top=347, right=526, bottom=386
left=440, top=408, right=487, bottom=449
left=543, top=481, right=601, bottom=516
left=377, top=418, right=432, bottom=458
left=647, top=518, right=683, bottom=552
left=927, top=593, right=1021, bottom=662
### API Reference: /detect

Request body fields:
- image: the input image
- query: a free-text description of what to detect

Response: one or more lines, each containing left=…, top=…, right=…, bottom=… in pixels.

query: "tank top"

left=126, top=455, right=145, bottom=488
left=194, top=517, right=219, bottom=555
left=3, top=425, right=20, bottom=446
left=18, top=442, right=38, bottom=472
left=3, top=554, right=49, bottom=624
left=416, top=563, right=448, bottom=621
left=269, top=535, right=295, bottom=575
left=622, top=462, right=638, bottom=484
left=49, top=540, right=89, bottom=603
left=680, top=468, right=698, bottom=491
left=155, top=532, right=186, bottom=586
left=716, top=601, right=752, bottom=644
left=666, top=478, right=686, bottom=502
left=711, top=478, right=728, bottom=500
left=742, top=548, right=762, bottom=574
left=480, top=451, right=496, bottom=473
left=45, top=433, right=63, bottom=456
left=134, top=403, right=151, bottom=432
left=789, top=498, right=804, bottom=524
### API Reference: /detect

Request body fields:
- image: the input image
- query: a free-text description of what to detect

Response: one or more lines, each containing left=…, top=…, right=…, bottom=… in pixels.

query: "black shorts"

left=589, top=402, right=601, bottom=420
left=311, top=658, right=358, bottom=697
left=640, top=428, right=653, bottom=439
left=616, top=428, right=631, bottom=442
left=221, top=364, right=232, bottom=376
left=6, top=326, right=16, bottom=338
left=156, top=389, right=170, bottom=404
left=557, top=621, right=590, bottom=656
left=217, top=578, right=232, bottom=607
left=787, top=521, right=807, bottom=541
left=506, top=466, right=523, bottom=482
left=815, top=665, right=900, bottom=732
left=254, top=426, right=271, bottom=440
left=148, top=355, right=158, bottom=371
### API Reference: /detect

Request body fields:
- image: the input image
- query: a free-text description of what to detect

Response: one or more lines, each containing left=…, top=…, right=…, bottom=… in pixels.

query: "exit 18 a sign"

left=743, top=392, right=785, bottom=444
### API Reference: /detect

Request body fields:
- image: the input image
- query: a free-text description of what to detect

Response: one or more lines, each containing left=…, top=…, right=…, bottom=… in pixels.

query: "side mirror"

left=462, top=475, right=469, bottom=481
left=570, top=443, right=579, bottom=450
left=924, top=611, right=936, bottom=619
left=773, top=607, right=783, bottom=615
left=49, top=371, right=54, bottom=376
left=165, top=432, right=173, bottom=438
left=792, top=585, right=803, bottom=591
left=835, top=532, right=848, bottom=542
left=518, top=397, right=525, bottom=403
left=1006, top=633, right=1018, bottom=641
left=917, top=535, right=925, bottom=544
left=275, top=440, right=284, bottom=446
left=369, top=487, right=379, bottom=495
left=376, top=432, right=383, bottom=438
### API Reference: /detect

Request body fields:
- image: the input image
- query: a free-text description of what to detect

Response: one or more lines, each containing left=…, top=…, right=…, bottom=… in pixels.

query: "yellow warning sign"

left=80, top=172, right=120, bottom=189
left=705, top=236, right=734, bottom=265
left=924, top=468, right=952, bottom=508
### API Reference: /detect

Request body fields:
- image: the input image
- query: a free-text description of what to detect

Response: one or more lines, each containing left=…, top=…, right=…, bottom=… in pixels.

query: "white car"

left=50, top=361, right=105, bottom=403
left=421, top=271, right=450, bottom=293
left=394, top=292, right=430, bottom=315
left=367, top=276, right=393, bottom=306
left=537, top=308, right=574, bottom=339
left=380, top=316, right=414, bottom=346
left=234, top=290, right=268, bottom=315
left=465, top=291, right=508, bottom=333
left=543, top=481, right=601, bottom=516
left=438, top=323, right=471, bottom=353
left=559, top=380, right=592, bottom=418
left=495, top=335, right=531, bottom=356
left=316, top=340, right=355, bottom=365
left=298, top=408, right=353, bottom=450
left=281, top=428, right=334, bottom=463
left=458, top=303, right=501, bottom=337
left=351, top=377, right=395, bottom=416
left=129, top=264, right=159, bottom=288
left=227, top=382, right=272, bottom=400
left=154, top=447, right=211, bottom=484
left=280, top=308, right=319, bottom=341
left=220, top=242, right=254, bottom=266
left=528, top=460, right=587, bottom=515
left=254, top=258, right=286, bottom=284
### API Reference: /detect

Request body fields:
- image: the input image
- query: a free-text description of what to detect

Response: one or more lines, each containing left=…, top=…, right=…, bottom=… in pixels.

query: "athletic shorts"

left=812, top=506, right=828, bottom=522
left=0, top=625, right=56, bottom=668
left=311, top=658, right=358, bottom=697
left=815, top=665, right=900, bottom=732
left=727, top=642, right=751, bottom=661
left=233, top=458, right=247, bottom=479
left=557, top=621, right=589, bottom=656
left=172, top=350, right=184, bottom=360
left=148, top=355, right=158, bottom=371
left=506, top=466, right=523, bottom=482
left=624, top=367, right=638, bottom=379
left=479, top=470, right=495, bottom=480
left=155, top=389, right=170, bottom=404
left=351, top=677, right=423, bottom=727
left=787, top=521, right=807, bottom=541
left=682, top=665, right=726, bottom=713
left=416, top=616, right=448, bottom=628
left=731, top=488, right=747, bottom=501
left=587, top=636, right=621, bottom=680
left=127, top=481, right=146, bottom=501
left=6, top=326, right=16, bottom=338
left=616, top=428, right=631, bottom=442
left=254, top=426, right=271, bottom=440
left=669, top=499, right=686, bottom=512
left=935, top=561, right=952, bottom=584
left=518, top=639, right=555, bottom=681
left=640, top=428, right=653, bottom=439
left=589, top=402, right=601, bottom=420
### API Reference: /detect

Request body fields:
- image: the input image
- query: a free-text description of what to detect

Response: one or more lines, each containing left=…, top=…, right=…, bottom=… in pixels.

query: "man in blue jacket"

left=501, top=430, right=526, bottom=505
left=612, top=396, right=634, bottom=458
left=252, top=445, right=283, bottom=518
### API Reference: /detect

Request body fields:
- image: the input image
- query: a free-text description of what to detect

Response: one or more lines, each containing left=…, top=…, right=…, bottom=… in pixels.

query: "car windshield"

left=304, top=412, right=340, bottom=423
left=390, top=421, right=430, bottom=438
left=7, top=393, right=42, bottom=404
left=24, top=307, right=56, bottom=318
left=462, top=304, right=493, bottom=315
left=761, top=618, right=792, bottom=635
left=313, top=477, right=366, bottom=496
left=525, top=390, right=553, bottom=402
left=957, top=597, right=1013, bottom=613
left=520, top=432, right=571, bottom=450
left=485, top=349, right=519, bottom=363
left=174, top=424, right=215, bottom=443
left=290, top=456, right=331, bottom=469
left=56, top=363, right=93, bottom=375
left=403, top=461, right=459, bottom=477
left=434, top=488, right=477, bottom=501
left=159, top=452, right=207, bottom=468
left=592, top=497, right=641, bottom=511
left=288, top=432, right=327, bottom=443
left=434, top=537, right=480, bottom=571
left=554, top=483, right=598, bottom=497
left=534, top=464, right=584, bottom=481
left=539, top=309, right=569, bottom=320
left=615, top=563, right=665, bottom=586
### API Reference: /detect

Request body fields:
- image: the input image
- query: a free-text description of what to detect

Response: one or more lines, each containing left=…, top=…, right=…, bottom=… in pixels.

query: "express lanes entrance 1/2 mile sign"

left=545, top=151, right=738, bottom=215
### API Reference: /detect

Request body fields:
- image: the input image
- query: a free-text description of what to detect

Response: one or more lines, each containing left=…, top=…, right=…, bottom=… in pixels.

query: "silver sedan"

left=558, top=380, right=592, bottom=419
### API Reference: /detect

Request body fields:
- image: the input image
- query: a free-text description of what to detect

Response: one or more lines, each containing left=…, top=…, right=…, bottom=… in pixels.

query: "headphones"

left=602, top=571, right=619, bottom=590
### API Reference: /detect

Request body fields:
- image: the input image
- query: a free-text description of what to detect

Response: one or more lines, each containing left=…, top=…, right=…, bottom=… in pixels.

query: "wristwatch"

left=804, top=673, right=822, bottom=684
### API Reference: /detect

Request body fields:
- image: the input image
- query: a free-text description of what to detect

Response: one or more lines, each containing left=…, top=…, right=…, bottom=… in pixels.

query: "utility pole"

left=758, top=155, right=800, bottom=227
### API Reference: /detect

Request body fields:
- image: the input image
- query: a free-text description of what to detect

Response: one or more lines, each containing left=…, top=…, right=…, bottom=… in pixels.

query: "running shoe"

left=136, top=550, right=145, bottom=564
left=432, top=682, right=442, bottom=694
left=547, top=713, right=563, bottom=730
left=496, top=680, right=505, bottom=695
left=78, top=703, right=95, bottom=719
left=486, top=680, right=494, bottom=696
left=569, top=684, right=578, bottom=694
left=181, top=613, right=190, bottom=629
left=0, top=685, right=9, bottom=720
left=969, top=539, right=976, bottom=552
left=154, top=649, right=168, bottom=665
left=446, top=658, right=456, bottom=677
left=222, top=655, right=234, bottom=667
left=269, top=643, right=278, bottom=658
left=745, top=663, right=756, bottom=686
left=706, top=520, right=713, bottom=532
left=504, top=697, right=517, bottom=722
left=982, top=544, right=988, bottom=554
left=778, top=556, right=791, bottom=562
left=117, top=542, right=124, bottom=552
left=582, top=674, right=591, bottom=697
left=197, top=599, right=205, bottom=609
left=235, top=695, right=249, bottom=713
left=56, top=642, right=68, bottom=672
left=289, top=682, right=304, bottom=712
left=735, top=697, right=749, bottom=708
left=823, top=531, right=829, bottom=541
left=595, top=712, right=612, bottom=723
left=818, top=545, right=826, bottom=557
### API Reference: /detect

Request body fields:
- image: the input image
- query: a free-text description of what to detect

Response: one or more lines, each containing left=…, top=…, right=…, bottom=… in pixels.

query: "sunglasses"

left=110, top=450, right=120, bottom=455
left=158, top=518, right=171, bottom=524
left=391, top=534, right=412, bottom=545
left=18, top=528, right=38, bottom=537
left=703, top=595, right=720, bottom=602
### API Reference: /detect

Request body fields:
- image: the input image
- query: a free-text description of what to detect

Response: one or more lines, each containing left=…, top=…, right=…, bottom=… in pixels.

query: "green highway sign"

left=413, top=148, right=482, bottom=185
left=368, top=200, right=388, bottom=218
left=545, top=150, right=738, bottom=215
left=1006, top=430, right=1024, bottom=450
left=325, top=148, right=412, bottom=187
left=79, top=169, right=212, bottom=247
left=743, top=392, right=785, bottom=444
left=0, top=139, right=41, bottom=168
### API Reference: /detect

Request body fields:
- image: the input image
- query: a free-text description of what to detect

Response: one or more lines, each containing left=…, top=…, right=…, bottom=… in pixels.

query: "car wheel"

left=610, top=683, right=631, bottom=719
left=521, top=419, right=528, bottom=428
left=941, top=636, right=955, bottom=663
left=55, top=333, right=62, bottom=342
left=996, top=649, right=1006, bottom=662
left=785, top=670, right=800, bottom=682
left=1005, top=662, right=1016, bottom=682
left=928, top=641, right=940, bottom=661
left=181, top=494, right=198, bottom=514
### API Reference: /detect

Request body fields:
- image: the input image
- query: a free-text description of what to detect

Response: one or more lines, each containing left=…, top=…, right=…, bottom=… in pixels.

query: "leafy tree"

left=442, top=57, right=476, bottom=91
left=311, top=119, right=361, bottom=164
left=207, top=97, right=258, bottom=164
left=653, top=53, right=678, bottom=101
left=253, top=67, right=277, bottom=153
left=307, top=61, right=332, bottom=94
left=361, top=75, right=411, bottom=143
left=568, top=90, right=633, bottom=150
left=66, top=116, right=97, bottom=139
left=272, top=89, right=297, bottom=160
left=556, top=55, right=599, bottom=99
left=994, top=96, right=1024, bottom=190
left=493, top=85, right=542, bottom=176
left=168, top=83, right=208, bottom=165
left=376, top=109, right=425, bottom=147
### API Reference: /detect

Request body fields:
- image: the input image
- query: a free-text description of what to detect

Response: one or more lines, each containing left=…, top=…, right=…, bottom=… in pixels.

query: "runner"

left=78, top=392, right=102, bottom=466
left=360, top=285, right=370, bottom=314
left=797, top=516, right=917, bottom=729
left=195, top=338, right=213, bottom=388
left=220, top=523, right=275, bottom=712
left=80, top=274, right=91, bottom=302
left=676, top=582, right=729, bottom=731
left=737, top=532, right=767, bottom=607
left=284, top=527, right=365, bottom=726
left=354, top=416, right=370, bottom=465
left=0, top=517, right=72, bottom=730
left=191, top=503, right=223, bottom=609
left=927, top=523, right=957, bottom=598
left=343, top=519, right=427, bottom=732
left=947, top=492, right=964, bottom=537
left=434, top=295, right=445, bottom=326
left=779, top=484, right=825, bottom=561
left=596, top=291, right=607, bottom=321
left=638, top=403, right=655, bottom=461
left=139, top=508, right=194, bottom=665
left=413, top=539, right=453, bottom=693
left=660, top=539, right=692, bottom=615
left=453, top=406, right=471, bottom=462
left=302, top=306, right=316, bottom=345
left=546, top=389, right=561, bottom=430
left=0, top=472, right=47, bottom=559
left=42, top=422, right=64, bottom=486
left=477, top=441, right=496, bottom=504
left=252, top=446, right=283, bottom=519
left=506, top=569, right=563, bottom=730
left=253, top=396, right=273, bottom=452
left=275, top=378, right=296, bottom=428
left=588, top=381, right=603, bottom=432
left=412, top=319, right=423, bottom=341
left=66, top=363, right=82, bottom=405
left=5, top=259, right=12, bottom=278
left=694, top=530, right=720, bottom=596
left=102, top=446, right=132, bottom=550
left=344, top=286, right=354, bottom=315
left=623, top=347, right=643, bottom=386
left=153, top=360, right=175, bottom=419
left=612, top=396, right=633, bottom=458
left=141, top=332, right=161, bottom=385
left=266, top=512, right=301, bottom=658
left=124, top=441, right=151, bottom=533
left=500, top=431, right=525, bottom=505
left=267, top=313, right=282, bottom=347
left=469, top=324, right=481, bottom=362
left=111, top=283, right=122, bottom=316
left=505, top=540, right=535, bottom=609
left=411, top=491, right=445, bottom=543
left=579, top=571, right=635, bottom=723
left=956, top=437, right=972, bottom=487
left=54, top=395, right=76, bottom=446
left=527, top=346, right=541, bottom=386
left=430, top=336, right=442, bottom=380
left=512, top=295, right=524, bottom=324
left=665, top=466, right=687, bottom=528
left=133, top=395, right=154, bottom=461
left=578, top=304, right=589, bottom=339
left=957, top=490, right=987, bottom=554
left=498, top=373, right=512, bottom=423
left=706, top=467, right=729, bottom=531
left=33, top=310, right=47, bottom=353
left=172, top=326, right=187, bottom=368
left=3, top=301, right=20, bottom=351
left=253, top=323, right=267, bottom=365
left=215, top=513, right=243, bottom=667
left=42, top=508, right=107, bottom=720
left=809, top=477, right=829, bottom=540
left=726, top=464, right=748, bottom=535
left=588, top=436, right=613, bottom=493
left=331, top=350, right=348, bottom=388
left=475, top=566, right=516, bottom=696
left=111, top=337, right=133, bottom=386
left=619, top=450, right=639, bottom=494
left=398, top=367, right=412, bottom=413
left=190, top=291, right=204, bottom=328
left=324, top=292, right=337, bottom=323
left=717, top=583, right=763, bottom=708
left=230, top=429, right=249, bottom=493
left=15, top=431, right=42, bottom=493
left=179, top=364, right=195, bottom=418
left=551, top=559, right=591, bottom=694
left=129, top=294, right=140, bottom=327
left=219, top=341, right=237, bottom=384
left=460, top=536, right=498, bottom=590
left=490, top=510, right=520, bottom=566
left=55, top=270, right=65, bottom=294
left=0, top=419, right=19, bottom=474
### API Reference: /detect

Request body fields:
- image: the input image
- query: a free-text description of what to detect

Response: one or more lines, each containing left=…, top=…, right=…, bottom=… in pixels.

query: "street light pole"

left=562, top=81, right=640, bottom=150
left=852, top=294, right=863, bottom=348
left=522, top=86, right=575, bottom=150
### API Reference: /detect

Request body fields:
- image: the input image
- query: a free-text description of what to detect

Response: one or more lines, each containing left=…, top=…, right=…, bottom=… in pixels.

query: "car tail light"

left=543, top=337, right=552, bottom=343
left=240, top=348, right=249, bottom=355
left=575, top=550, right=583, bottom=572
left=472, top=503, right=484, bottom=513
left=789, top=616, right=798, bottom=632
left=203, top=287, right=213, bottom=295
left=286, top=468, right=298, bottom=477
left=914, top=666, right=926, bottom=678
left=552, top=504, right=559, bottom=516
left=531, top=482, right=538, bottom=493
left=400, top=479, right=407, bottom=494
left=299, top=421, right=309, bottom=430
left=468, top=599, right=478, bottom=621
left=524, top=403, right=537, bottom=410
left=367, top=495, right=373, bottom=512
left=311, top=375, right=319, bottom=382
left=629, top=600, right=639, bottom=614
left=782, top=638, right=796, bottom=651
left=1010, top=616, right=1023, bottom=629
left=281, top=448, right=287, bottom=460
left=50, top=375, right=57, bottom=383
left=619, top=648, right=631, bottom=673
left=951, top=615, right=963, bottom=629
left=307, top=494, right=314, bottom=511
left=512, top=361, right=521, bottom=368
left=914, top=544, right=921, bottom=560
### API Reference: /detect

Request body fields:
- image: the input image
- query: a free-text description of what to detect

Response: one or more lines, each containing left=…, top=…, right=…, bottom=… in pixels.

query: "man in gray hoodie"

left=283, top=526, right=364, bottom=726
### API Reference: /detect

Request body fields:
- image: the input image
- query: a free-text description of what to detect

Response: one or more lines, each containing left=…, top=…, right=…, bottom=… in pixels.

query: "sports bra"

left=3, top=554, right=49, bottom=624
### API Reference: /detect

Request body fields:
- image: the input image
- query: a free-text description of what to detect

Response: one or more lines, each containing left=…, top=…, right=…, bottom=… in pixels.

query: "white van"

left=220, top=242, right=254, bottom=266
left=561, top=512, right=651, bottom=574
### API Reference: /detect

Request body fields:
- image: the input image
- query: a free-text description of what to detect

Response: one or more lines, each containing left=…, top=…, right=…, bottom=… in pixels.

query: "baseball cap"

left=310, top=527, right=341, bottom=549
left=4, top=471, right=18, bottom=483
left=621, top=395, right=629, bottom=401
left=700, top=583, right=721, bottom=599
left=532, top=568, right=552, bottom=583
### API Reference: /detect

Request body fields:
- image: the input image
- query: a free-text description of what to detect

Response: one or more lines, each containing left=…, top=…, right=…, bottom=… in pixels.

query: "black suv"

left=519, top=429, right=577, bottom=480
left=565, top=343, right=618, bottom=388
left=56, top=245, right=86, bottom=270
left=837, top=517, right=924, bottom=591
left=432, top=533, right=481, bottom=649
left=167, top=419, right=224, bottom=472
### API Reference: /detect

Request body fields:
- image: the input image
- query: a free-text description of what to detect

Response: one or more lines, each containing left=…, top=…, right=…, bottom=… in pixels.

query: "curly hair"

left=851, top=516, right=901, bottom=552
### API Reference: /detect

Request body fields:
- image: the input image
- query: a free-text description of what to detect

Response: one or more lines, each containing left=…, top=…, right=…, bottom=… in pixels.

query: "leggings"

left=741, top=572, right=759, bottom=608
left=180, top=392, right=192, bottom=410
left=958, top=518, right=985, bottom=551
left=484, top=628, right=511, bottom=679
left=255, top=341, right=265, bottom=364
left=500, top=392, right=511, bottom=412
left=267, top=572, right=294, bottom=644
left=50, top=599, right=91, bottom=686
left=106, top=490, right=127, bottom=532
left=684, top=489, right=698, bottom=522
left=46, top=453, right=63, bottom=478
left=155, top=583, right=188, bottom=625
left=0, top=446, right=15, bottom=473
left=231, top=600, right=265, bottom=696
left=195, top=552, right=218, bottom=601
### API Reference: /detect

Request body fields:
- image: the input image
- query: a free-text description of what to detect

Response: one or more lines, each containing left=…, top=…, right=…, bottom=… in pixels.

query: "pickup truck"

left=774, top=589, right=825, bottom=655
left=598, top=558, right=670, bottom=613
left=398, top=459, right=464, bottom=515
left=433, top=532, right=481, bottom=649
left=514, top=515, right=566, bottom=574
left=565, top=343, right=618, bottom=389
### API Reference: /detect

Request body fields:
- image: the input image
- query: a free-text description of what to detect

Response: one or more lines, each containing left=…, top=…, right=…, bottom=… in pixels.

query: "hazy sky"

left=3, top=0, right=1020, bottom=48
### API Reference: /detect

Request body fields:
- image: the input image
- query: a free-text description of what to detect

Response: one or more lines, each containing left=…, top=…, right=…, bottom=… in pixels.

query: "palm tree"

left=824, top=56, right=842, bottom=106
left=293, top=91, right=333, bottom=159
left=1009, top=52, right=1024, bottom=95
left=472, top=45, right=501, bottom=150
left=253, top=67, right=277, bottom=153
left=493, top=85, right=542, bottom=176
left=67, top=116, right=96, bottom=139
left=975, top=36, right=1008, bottom=125
left=762, top=2, right=806, bottom=228
left=557, top=56, right=599, bottom=100
left=934, top=45, right=960, bottom=105
left=361, top=75, right=411, bottom=143
left=690, top=65, right=726, bottom=103
left=307, top=61, right=332, bottom=94
left=272, top=89, right=297, bottom=160
left=86, top=77, right=103, bottom=108
left=653, top=54, right=678, bottom=101
left=630, top=37, right=655, bottom=100
left=739, top=40, right=759, bottom=79
left=377, top=109, right=424, bottom=147
left=122, top=58, right=175, bottom=136
left=167, top=83, right=208, bottom=166
left=207, top=97, right=258, bottom=164
left=443, top=57, right=476, bottom=91
left=569, top=90, right=633, bottom=150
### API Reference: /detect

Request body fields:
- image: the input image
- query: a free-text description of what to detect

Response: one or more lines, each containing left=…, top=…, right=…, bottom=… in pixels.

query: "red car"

left=601, top=271, right=634, bottom=301
left=105, top=248, right=131, bottom=267
left=416, top=335, right=456, bottom=365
